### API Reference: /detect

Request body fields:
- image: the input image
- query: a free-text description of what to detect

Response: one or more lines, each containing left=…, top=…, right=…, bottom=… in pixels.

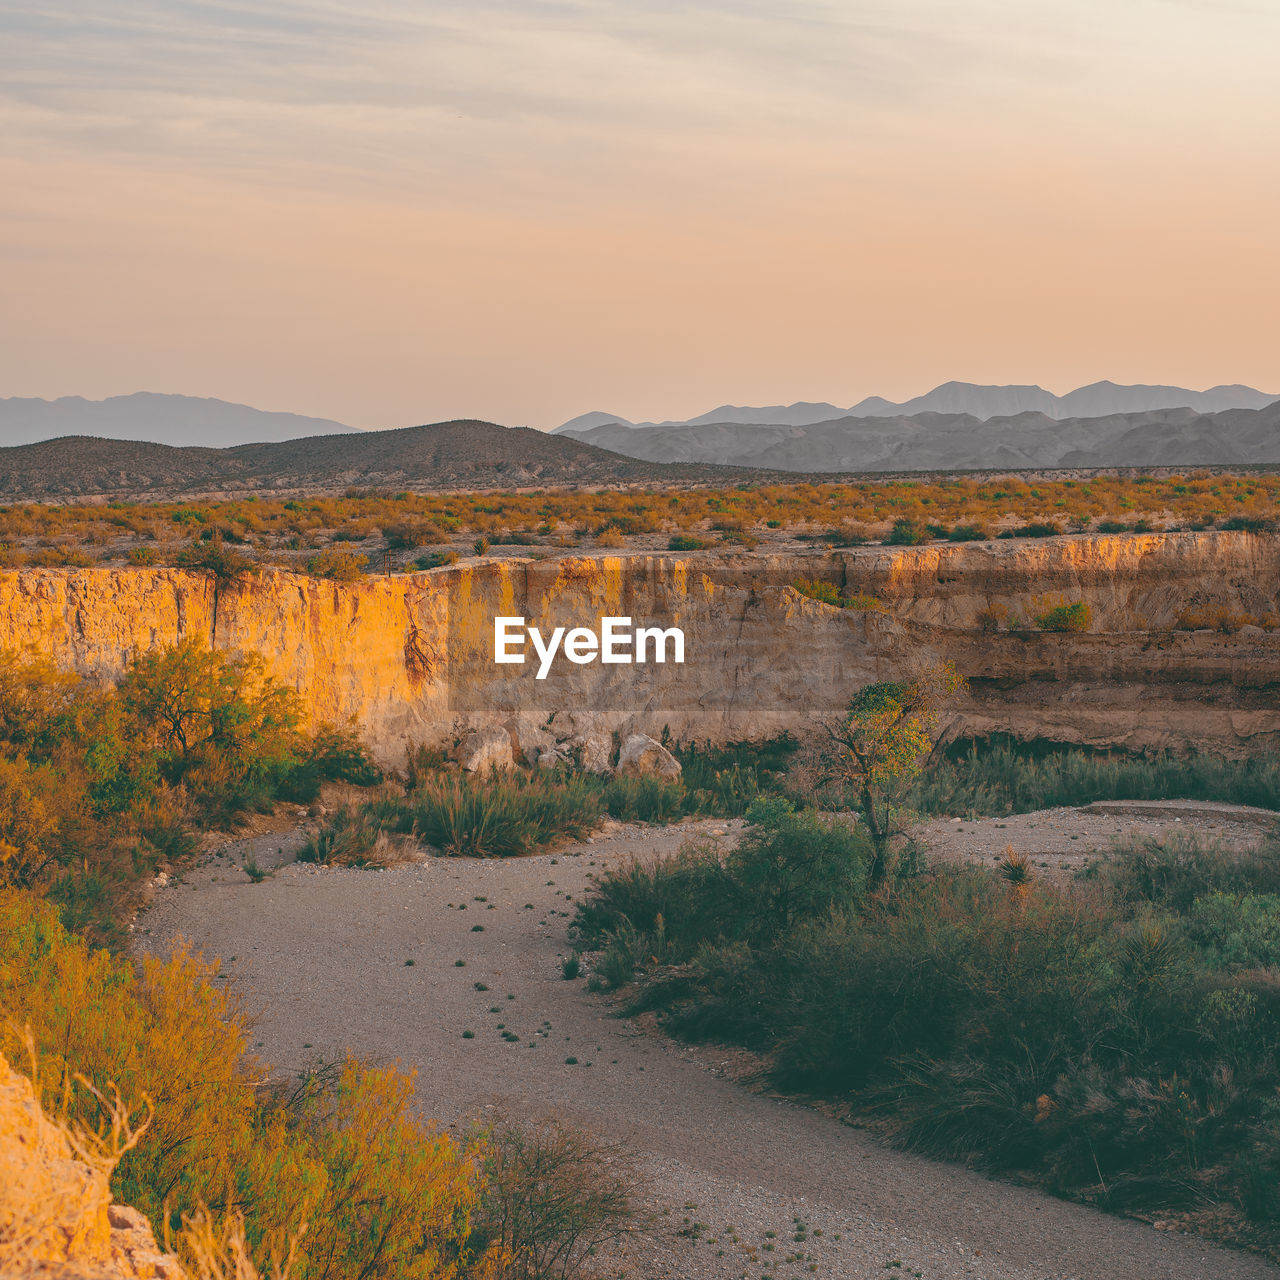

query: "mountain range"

left=0, top=393, right=357, bottom=448
left=556, top=381, right=1278, bottom=433
left=561, top=401, right=1280, bottom=472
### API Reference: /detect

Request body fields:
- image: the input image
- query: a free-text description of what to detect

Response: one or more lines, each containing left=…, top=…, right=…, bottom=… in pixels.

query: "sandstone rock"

left=456, top=726, right=514, bottom=773
left=578, top=734, right=613, bottom=774
left=2, top=539, right=1280, bottom=766
left=616, top=734, right=682, bottom=781
left=0, top=1051, right=185, bottom=1280
left=516, top=728, right=556, bottom=767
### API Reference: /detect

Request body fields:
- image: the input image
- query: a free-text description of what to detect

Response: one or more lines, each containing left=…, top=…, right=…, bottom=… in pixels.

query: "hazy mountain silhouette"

left=556, top=380, right=1277, bottom=433
left=562, top=401, right=1280, bottom=472
left=0, top=393, right=359, bottom=448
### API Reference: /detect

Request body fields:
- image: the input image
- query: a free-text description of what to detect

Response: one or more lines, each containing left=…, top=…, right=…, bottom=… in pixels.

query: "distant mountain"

left=562, top=401, right=1280, bottom=473
left=0, top=421, right=764, bottom=500
left=555, top=410, right=635, bottom=433
left=556, top=381, right=1278, bottom=433
left=681, top=402, right=848, bottom=428
left=849, top=382, right=1059, bottom=420
left=0, top=393, right=358, bottom=448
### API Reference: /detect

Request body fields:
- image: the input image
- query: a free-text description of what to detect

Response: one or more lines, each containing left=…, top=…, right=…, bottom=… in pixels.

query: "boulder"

left=569, top=734, right=613, bottom=775
left=616, top=734, right=682, bottom=781
left=457, top=725, right=515, bottom=773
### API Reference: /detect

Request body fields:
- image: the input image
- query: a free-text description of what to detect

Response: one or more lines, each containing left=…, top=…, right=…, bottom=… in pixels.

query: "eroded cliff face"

left=0, top=531, right=1277, bottom=764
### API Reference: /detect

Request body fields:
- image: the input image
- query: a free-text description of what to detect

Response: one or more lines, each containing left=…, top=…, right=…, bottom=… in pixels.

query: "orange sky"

left=2, top=1, right=1278, bottom=430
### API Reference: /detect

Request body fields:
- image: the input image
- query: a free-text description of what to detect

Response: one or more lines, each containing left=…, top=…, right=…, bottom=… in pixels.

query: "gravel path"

left=135, top=812, right=1279, bottom=1280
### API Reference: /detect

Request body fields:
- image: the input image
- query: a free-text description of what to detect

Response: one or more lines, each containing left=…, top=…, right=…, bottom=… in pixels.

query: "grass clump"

left=408, top=773, right=602, bottom=857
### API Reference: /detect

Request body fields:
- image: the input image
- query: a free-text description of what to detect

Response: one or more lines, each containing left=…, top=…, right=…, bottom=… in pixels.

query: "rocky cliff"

left=0, top=532, right=1277, bottom=763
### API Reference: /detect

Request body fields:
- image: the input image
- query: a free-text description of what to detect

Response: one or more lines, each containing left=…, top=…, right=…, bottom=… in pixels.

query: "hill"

left=0, top=420, right=758, bottom=499
left=0, top=392, right=357, bottom=448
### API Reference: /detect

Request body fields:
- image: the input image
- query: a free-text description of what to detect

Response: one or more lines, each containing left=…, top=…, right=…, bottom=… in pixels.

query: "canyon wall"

left=0, top=531, right=1277, bottom=764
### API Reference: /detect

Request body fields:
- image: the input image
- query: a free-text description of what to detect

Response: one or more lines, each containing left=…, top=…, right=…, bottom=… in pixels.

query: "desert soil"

left=135, top=805, right=1280, bottom=1280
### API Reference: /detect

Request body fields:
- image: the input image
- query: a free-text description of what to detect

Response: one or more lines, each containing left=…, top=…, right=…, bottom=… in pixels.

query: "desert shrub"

left=413, top=550, right=459, bottom=570
left=383, top=519, right=445, bottom=549
left=998, top=521, right=1061, bottom=539
left=792, top=579, right=883, bottom=611
left=468, top=1114, right=637, bottom=1280
left=0, top=756, right=66, bottom=888
left=667, top=534, right=705, bottom=551
left=675, top=736, right=795, bottom=810
left=0, top=889, right=494, bottom=1278
left=884, top=518, right=927, bottom=545
left=909, top=740, right=1280, bottom=816
left=28, top=545, right=95, bottom=568
left=946, top=524, right=987, bottom=542
left=1185, top=891, right=1280, bottom=970
left=305, top=548, right=367, bottom=580
left=574, top=845, right=1280, bottom=1238
left=1173, top=605, right=1270, bottom=633
left=0, top=645, right=376, bottom=935
left=1034, top=601, right=1091, bottom=633
left=127, top=545, right=158, bottom=566
left=4, top=474, right=1280, bottom=564
left=176, top=535, right=255, bottom=579
left=791, top=577, right=843, bottom=606
left=575, top=797, right=870, bottom=975
left=1221, top=516, right=1276, bottom=533
left=1087, top=831, right=1280, bottom=914
left=723, top=796, right=870, bottom=934
left=820, top=523, right=869, bottom=546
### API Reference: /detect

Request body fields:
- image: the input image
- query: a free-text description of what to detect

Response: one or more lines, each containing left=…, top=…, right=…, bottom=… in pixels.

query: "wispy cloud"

left=0, top=1, right=1087, bottom=203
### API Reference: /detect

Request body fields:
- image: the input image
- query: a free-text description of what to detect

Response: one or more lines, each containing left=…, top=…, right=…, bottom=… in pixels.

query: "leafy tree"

left=819, top=663, right=966, bottom=885
left=120, top=638, right=302, bottom=774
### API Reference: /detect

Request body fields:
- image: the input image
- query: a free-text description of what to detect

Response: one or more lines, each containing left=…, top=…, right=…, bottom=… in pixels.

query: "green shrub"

left=884, top=519, right=927, bottom=545
left=946, top=524, right=987, bottom=542
left=1186, top=891, right=1280, bottom=970
left=667, top=534, right=705, bottom=551
left=997, top=521, right=1062, bottom=539
left=0, top=644, right=378, bottom=937
left=1034, top=601, right=1091, bottom=633
left=792, top=579, right=883, bottom=612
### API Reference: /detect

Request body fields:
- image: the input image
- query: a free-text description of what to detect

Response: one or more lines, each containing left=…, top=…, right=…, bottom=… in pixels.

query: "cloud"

left=0, top=0, right=1084, bottom=205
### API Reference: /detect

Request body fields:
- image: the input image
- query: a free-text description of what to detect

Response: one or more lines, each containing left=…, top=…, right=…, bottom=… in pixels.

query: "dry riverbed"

left=135, top=807, right=1279, bottom=1280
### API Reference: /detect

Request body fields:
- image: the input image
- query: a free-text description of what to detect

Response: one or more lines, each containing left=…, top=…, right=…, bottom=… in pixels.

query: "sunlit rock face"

left=0, top=531, right=1277, bottom=766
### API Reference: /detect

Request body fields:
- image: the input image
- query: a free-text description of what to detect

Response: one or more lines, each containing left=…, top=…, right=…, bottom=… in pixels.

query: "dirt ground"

left=134, top=805, right=1280, bottom=1280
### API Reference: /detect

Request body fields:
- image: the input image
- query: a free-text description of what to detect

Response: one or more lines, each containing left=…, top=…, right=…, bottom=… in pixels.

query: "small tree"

left=819, top=662, right=966, bottom=886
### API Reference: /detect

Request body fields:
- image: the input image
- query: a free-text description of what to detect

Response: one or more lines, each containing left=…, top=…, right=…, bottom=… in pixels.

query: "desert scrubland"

left=4, top=507, right=1280, bottom=1279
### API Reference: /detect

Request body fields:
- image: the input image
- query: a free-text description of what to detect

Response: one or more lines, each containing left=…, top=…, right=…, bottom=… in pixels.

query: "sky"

left=1, top=0, right=1278, bottom=431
